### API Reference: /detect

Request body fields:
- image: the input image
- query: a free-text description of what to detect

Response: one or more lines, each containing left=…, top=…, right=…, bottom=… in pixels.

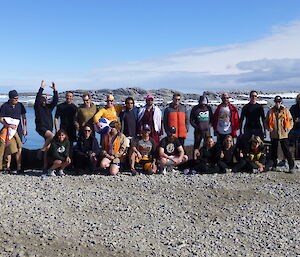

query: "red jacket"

left=213, top=104, right=240, bottom=137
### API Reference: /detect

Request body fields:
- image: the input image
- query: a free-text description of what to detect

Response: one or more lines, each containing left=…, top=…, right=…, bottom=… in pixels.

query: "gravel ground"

left=0, top=168, right=299, bottom=257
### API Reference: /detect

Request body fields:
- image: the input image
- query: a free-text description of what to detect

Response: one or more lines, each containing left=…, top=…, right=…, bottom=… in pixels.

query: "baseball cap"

left=274, top=95, right=282, bottom=102
left=9, top=90, right=18, bottom=99
left=142, top=124, right=151, bottom=131
left=168, top=126, right=176, bottom=135
left=146, top=95, right=154, bottom=100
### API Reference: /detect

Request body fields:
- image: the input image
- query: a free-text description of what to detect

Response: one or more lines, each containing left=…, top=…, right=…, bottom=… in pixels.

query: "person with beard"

left=190, top=95, right=214, bottom=160
left=158, top=126, right=188, bottom=174
left=34, top=80, right=58, bottom=170
left=265, top=96, right=295, bottom=173
left=55, top=91, right=78, bottom=144
left=213, top=93, right=240, bottom=145
left=129, top=124, right=157, bottom=176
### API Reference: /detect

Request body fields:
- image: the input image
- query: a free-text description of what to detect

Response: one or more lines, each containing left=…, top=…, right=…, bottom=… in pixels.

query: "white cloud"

left=1, top=20, right=300, bottom=92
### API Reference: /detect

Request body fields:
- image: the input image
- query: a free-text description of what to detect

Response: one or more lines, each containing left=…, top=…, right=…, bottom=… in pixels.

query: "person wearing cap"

left=164, top=93, right=189, bottom=146
left=0, top=89, right=27, bottom=172
left=190, top=94, right=214, bottom=159
left=158, top=126, right=188, bottom=174
left=34, top=80, right=58, bottom=170
left=239, top=90, right=266, bottom=151
left=289, top=93, right=300, bottom=151
left=74, top=93, right=98, bottom=132
left=213, top=93, right=240, bottom=144
left=129, top=123, right=157, bottom=175
left=265, top=96, right=295, bottom=173
left=99, top=120, right=127, bottom=175
left=137, top=95, right=163, bottom=146
left=55, top=91, right=78, bottom=144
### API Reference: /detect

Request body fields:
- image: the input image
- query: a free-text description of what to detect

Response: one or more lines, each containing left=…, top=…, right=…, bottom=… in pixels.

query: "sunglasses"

left=107, top=100, right=114, bottom=102
left=146, top=99, right=153, bottom=101
left=174, top=98, right=181, bottom=101
left=251, top=95, right=258, bottom=97
left=126, top=102, right=134, bottom=104
left=83, top=99, right=90, bottom=102
left=84, top=130, right=91, bottom=132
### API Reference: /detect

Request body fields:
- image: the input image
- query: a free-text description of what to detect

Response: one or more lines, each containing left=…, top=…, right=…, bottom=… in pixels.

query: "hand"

left=193, top=149, right=200, bottom=160
left=137, top=152, right=142, bottom=160
left=8, top=124, right=17, bottom=129
left=257, top=163, right=264, bottom=172
left=66, top=157, right=71, bottom=164
left=220, top=150, right=224, bottom=159
left=41, top=80, right=45, bottom=88
left=23, top=128, right=28, bottom=136
left=50, top=82, right=56, bottom=90
left=239, top=150, right=243, bottom=158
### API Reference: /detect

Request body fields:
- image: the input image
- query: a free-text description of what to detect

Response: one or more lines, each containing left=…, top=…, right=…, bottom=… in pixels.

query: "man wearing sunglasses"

left=0, top=90, right=27, bottom=172
left=137, top=95, right=163, bottom=146
left=75, top=93, right=98, bottom=131
left=164, top=93, right=189, bottom=146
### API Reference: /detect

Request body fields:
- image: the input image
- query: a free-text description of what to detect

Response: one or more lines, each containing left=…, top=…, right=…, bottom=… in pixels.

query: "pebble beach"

left=0, top=169, right=299, bottom=257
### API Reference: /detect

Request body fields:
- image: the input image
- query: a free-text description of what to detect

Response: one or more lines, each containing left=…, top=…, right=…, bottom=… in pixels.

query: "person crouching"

left=158, top=126, right=188, bottom=174
left=99, top=121, right=127, bottom=176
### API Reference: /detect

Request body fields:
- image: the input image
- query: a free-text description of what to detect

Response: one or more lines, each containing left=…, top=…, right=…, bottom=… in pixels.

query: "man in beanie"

left=190, top=95, right=213, bottom=159
left=0, top=89, right=27, bottom=172
left=265, top=96, right=296, bottom=173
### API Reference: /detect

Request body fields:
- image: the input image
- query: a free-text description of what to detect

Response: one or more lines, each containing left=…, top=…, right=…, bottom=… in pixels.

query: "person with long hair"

left=217, top=135, right=245, bottom=173
left=99, top=121, right=127, bottom=176
left=47, top=129, right=71, bottom=176
left=244, top=135, right=271, bottom=173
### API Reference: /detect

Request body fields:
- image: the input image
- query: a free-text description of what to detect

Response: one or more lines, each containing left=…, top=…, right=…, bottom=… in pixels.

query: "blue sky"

left=1, top=0, right=300, bottom=93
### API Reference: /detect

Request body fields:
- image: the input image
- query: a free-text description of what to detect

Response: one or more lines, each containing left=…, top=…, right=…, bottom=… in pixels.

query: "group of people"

left=0, top=82, right=299, bottom=176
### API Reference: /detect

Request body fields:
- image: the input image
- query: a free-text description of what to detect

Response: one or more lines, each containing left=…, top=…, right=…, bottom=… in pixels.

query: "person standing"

left=34, top=80, right=58, bottom=170
left=213, top=93, right=240, bottom=144
left=289, top=93, right=300, bottom=149
left=74, top=93, right=98, bottom=132
left=137, top=95, right=163, bottom=146
left=190, top=95, right=214, bottom=159
left=164, top=93, right=189, bottom=146
left=239, top=90, right=266, bottom=149
left=55, top=91, right=78, bottom=144
left=0, top=90, right=27, bottom=172
left=119, top=97, right=138, bottom=139
left=265, top=96, right=295, bottom=173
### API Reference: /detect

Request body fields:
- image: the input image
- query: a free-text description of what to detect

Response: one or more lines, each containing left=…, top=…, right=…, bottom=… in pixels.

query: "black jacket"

left=34, top=87, right=58, bottom=131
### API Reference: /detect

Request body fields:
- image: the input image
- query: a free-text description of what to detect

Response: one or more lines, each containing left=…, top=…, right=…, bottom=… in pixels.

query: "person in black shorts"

left=34, top=80, right=58, bottom=169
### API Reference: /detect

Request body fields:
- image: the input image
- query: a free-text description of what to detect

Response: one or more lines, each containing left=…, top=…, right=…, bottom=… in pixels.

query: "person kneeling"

left=244, top=136, right=271, bottom=173
left=99, top=121, right=127, bottom=176
left=158, top=126, right=188, bottom=174
left=73, top=125, right=100, bottom=173
left=47, top=129, right=71, bottom=176
left=130, top=124, right=157, bottom=175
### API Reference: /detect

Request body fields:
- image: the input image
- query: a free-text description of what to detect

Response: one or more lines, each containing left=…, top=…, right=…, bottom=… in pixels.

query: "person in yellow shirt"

left=93, top=94, right=122, bottom=124
left=93, top=94, right=123, bottom=143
